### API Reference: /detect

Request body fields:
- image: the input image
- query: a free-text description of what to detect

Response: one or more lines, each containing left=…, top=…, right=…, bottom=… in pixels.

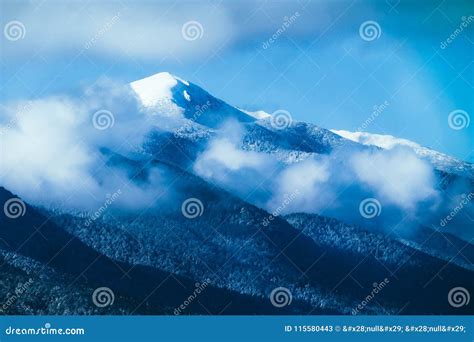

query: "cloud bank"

left=194, top=121, right=442, bottom=232
left=0, top=81, right=168, bottom=210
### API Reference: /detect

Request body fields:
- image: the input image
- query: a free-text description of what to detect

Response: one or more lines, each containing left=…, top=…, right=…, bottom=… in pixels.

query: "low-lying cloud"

left=194, top=121, right=442, bottom=232
left=0, top=81, right=168, bottom=211
left=1, top=90, right=470, bottom=240
left=349, top=147, right=439, bottom=211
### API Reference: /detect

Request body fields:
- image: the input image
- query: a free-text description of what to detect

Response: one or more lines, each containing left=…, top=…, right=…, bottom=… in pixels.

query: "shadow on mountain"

left=0, top=186, right=321, bottom=315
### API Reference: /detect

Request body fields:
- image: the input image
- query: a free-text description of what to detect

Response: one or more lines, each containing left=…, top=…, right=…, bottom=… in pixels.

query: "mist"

left=0, top=89, right=471, bottom=240
left=0, top=81, right=169, bottom=211
left=193, top=121, right=444, bottom=234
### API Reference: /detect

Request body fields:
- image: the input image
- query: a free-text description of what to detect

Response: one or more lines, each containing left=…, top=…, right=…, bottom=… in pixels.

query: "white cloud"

left=195, top=123, right=440, bottom=230
left=195, top=138, right=265, bottom=173
left=269, top=158, right=332, bottom=214
left=0, top=81, right=167, bottom=209
left=0, top=97, right=96, bottom=200
left=349, top=147, right=438, bottom=210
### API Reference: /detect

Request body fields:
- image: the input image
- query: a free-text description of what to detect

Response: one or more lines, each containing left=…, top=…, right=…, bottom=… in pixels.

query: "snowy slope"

left=2, top=71, right=473, bottom=315
left=131, top=72, right=254, bottom=127
left=133, top=72, right=351, bottom=165
left=131, top=72, right=472, bottom=178
left=331, top=130, right=474, bottom=178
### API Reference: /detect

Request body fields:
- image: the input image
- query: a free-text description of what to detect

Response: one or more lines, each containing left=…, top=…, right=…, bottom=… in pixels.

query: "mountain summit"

left=1, top=71, right=473, bottom=316
left=130, top=72, right=255, bottom=127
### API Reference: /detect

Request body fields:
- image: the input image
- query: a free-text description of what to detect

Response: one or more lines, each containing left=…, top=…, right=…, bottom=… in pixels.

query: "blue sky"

left=1, top=0, right=473, bottom=161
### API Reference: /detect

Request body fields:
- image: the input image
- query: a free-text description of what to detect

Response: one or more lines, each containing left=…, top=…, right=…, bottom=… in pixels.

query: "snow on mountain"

left=330, top=130, right=419, bottom=150
left=130, top=72, right=255, bottom=127
left=131, top=72, right=185, bottom=107
left=131, top=72, right=472, bottom=178
left=133, top=72, right=352, bottom=167
left=130, top=72, right=186, bottom=117
left=238, top=108, right=272, bottom=119
left=331, top=129, right=474, bottom=178
left=3, top=72, right=474, bottom=316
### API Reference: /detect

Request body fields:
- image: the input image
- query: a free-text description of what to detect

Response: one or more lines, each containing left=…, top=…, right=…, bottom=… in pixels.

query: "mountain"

left=133, top=73, right=473, bottom=178
left=285, top=212, right=474, bottom=314
left=131, top=72, right=254, bottom=127
left=1, top=71, right=473, bottom=315
left=0, top=186, right=317, bottom=315
left=133, top=72, right=352, bottom=167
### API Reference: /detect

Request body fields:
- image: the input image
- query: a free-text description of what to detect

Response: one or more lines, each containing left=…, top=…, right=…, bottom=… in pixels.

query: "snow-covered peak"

left=129, top=71, right=255, bottom=127
left=130, top=72, right=189, bottom=108
left=331, top=129, right=473, bottom=178
left=331, top=130, right=421, bottom=150
left=239, top=109, right=272, bottom=120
